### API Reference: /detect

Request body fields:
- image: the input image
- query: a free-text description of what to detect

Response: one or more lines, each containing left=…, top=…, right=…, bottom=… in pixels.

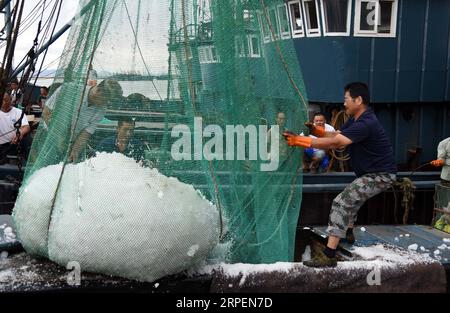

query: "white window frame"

left=257, top=10, right=272, bottom=43
left=320, top=0, right=352, bottom=36
left=198, top=46, right=206, bottom=63
left=210, top=46, right=220, bottom=63
left=200, top=0, right=212, bottom=23
left=243, top=9, right=254, bottom=22
left=277, top=4, right=291, bottom=39
left=248, top=34, right=262, bottom=58
left=301, top=0, right=322, bottom=37
left=204, top=46, right=213, bottom=63
left=268, top=7, right=280, bottom=41
left=354, top=0, right=398, bottom=37
left=199, top=46, right=220, bottom=64
left=288, top=1, right=305, bottom=38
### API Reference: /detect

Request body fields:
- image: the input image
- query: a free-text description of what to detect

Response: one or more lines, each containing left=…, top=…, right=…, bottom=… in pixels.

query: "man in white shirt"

left=0, top=93, right=30, bottom=164
left=304, top=112, right=335, bottom=173
left=430, top=137, right=450, bottom=187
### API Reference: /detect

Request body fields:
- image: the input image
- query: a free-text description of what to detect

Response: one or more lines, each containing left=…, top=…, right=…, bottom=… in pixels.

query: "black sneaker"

left=303, top=249, right=337, bottom=268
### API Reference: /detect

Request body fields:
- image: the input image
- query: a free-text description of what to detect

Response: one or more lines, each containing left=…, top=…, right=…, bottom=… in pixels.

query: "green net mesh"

left=13, top=0, right=308, bottom=280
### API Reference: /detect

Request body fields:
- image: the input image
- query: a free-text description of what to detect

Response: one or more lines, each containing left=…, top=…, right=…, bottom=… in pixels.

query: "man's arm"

left=284, top=132, right=352, bottom=150
left=311, top=134, right=352, bottom=150
left=322, top=130, right=341, bottom=138
left=11, top=125, right=30, bottom=145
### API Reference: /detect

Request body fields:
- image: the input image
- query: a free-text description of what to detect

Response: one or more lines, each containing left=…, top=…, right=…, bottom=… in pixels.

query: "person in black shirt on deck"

left=284, top=82, right=397, bottom=268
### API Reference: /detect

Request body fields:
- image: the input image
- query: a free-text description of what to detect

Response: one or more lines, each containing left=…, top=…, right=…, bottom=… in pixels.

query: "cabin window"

left=268, top=7, right=280, bottom=40
left=354, top=0, right=398, bottom=37
left=200, top=0, right=212, bottom=23
left=302, top=0, right=321, bottom=37
left=235, top=36, right=249, bottom=57
left=199, top=46, right=211, bottom=63
left=210, top=46, right=219, bottom=62
left=320, top=0, right=351, bottom=36
left=243, top=9, right=251, bottom=21
left=235, top=36, right=244, bottom=57
left=198, top=46, right=219, bottom=63
left=257, top=10, right=272, bottom=43
left=199, top=23, right=213, bottom=41
left=243, top=9, right=258, bottom=24
left=248, top=35, right=261, bottom=57
left=198, top=47, right=206, bottom=63
left=378, top=0, right=395, bottom=34
left=277, top=4, right=291, bottom=39
left=205, top=47, right=212, bottom=63
left=288, top=1, right=305, bottom=38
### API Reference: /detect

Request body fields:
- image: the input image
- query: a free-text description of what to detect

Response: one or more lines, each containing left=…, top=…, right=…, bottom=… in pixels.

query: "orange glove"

left=283, top=132, right=313, bottom=148
left=305, top=122, right=325, bottom=137
left=431, top=159, right=445, bottom=167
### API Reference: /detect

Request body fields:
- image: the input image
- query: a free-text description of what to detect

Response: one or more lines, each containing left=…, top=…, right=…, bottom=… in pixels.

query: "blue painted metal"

left=291, top=0, right=450, bottom=103
left=282, top=0, right=450, bottom=164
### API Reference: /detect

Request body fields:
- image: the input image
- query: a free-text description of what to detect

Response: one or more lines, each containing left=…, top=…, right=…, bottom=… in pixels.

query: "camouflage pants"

left=326, top=173, right=396, bottom=238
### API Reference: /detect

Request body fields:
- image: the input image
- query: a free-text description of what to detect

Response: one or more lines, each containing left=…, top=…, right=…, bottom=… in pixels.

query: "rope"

left=1, top=0, right=25, bottom=100
left=390, top=162, right=431, bottom=225
left=45, top=0, right=107, bottom=249
left=407, top=162, right=430, bottom=178
left=180, top=0, right=224, bottom=239
left=12, top=110, right=25, bottom=178
left=0, top=1, right=49, bottom=49
left=260, top=0, right=308, bottom=115
left=328, top=109, right=350, bottom=165
left=393, top=177, right=416, bottom=225
left=23, top=0, right=63, bottom=110
left=0, top=129, right=16, bottom=139
left=247, top=162, right=303, bottom=247
left=330, top=148, right=350, bottom=162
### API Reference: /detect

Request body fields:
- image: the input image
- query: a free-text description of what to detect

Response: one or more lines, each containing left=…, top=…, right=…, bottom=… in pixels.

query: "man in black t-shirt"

left=284, top=82, right=397, bottom=268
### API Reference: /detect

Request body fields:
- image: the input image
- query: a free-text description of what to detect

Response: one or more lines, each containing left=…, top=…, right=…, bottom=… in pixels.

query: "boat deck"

left=310, top=224, right=450, bottom=265
left=1, top=216, right=448, bottom=293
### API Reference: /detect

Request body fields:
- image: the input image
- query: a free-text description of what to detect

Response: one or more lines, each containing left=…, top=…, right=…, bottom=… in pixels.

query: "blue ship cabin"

left=252, top=0, right=450, bottom=165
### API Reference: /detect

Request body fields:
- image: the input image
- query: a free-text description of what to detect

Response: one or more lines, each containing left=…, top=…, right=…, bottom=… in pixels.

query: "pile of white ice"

left=0, top=224, right=17, bottom=244
left=13, top=152, right=220, bottom=282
